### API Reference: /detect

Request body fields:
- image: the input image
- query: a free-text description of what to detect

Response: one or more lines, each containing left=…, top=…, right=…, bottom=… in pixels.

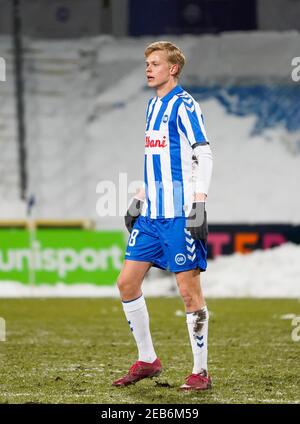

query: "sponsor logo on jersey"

left=145, top=135, right=167, bottom=148
left=175, top=253, right=186, bottom=265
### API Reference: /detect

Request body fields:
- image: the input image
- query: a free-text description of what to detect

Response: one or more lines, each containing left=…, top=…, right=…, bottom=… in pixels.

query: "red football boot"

left=112, top=358, right=162, bottom=387
left=180, top=370, right=212, bottom=391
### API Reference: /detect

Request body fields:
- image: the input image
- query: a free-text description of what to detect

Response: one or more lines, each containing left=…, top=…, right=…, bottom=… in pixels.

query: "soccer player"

left=112, top=41, right=213, bottom=390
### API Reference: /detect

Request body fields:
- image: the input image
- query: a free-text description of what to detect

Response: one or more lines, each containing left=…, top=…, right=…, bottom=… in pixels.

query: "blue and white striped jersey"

left=142, top=85, right=208, bottom=219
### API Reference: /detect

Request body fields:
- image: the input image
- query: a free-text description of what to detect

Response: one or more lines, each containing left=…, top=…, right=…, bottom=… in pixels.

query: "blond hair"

left=144, top=41, right=186, bottom=79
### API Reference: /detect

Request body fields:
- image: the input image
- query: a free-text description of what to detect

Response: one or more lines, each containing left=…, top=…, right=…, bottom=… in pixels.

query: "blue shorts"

left=125, top=216, right=207, bottom=273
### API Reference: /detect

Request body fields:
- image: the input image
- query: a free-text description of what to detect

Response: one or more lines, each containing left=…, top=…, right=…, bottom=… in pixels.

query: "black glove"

left=124, top=198, right=144, bottom=233
left=186, top=202, right=208, bottom=242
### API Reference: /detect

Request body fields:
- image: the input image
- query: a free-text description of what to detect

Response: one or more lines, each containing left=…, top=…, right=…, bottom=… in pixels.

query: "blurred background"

left=0, top=0, right=299, bottom=297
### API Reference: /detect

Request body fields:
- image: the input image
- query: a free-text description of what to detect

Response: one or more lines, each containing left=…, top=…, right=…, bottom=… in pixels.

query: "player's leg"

left=175, top=269, right=211, bottom=390
left=113, top=260, right=162, bottom=386
left=113, top=217, right=164, bottom=386
left=155, top=217, right=211, bottom=390
left=175, top=267, right=205, bottom=312
left=117, top=259, right=158, bottom=364
left=117, top=259, right=151, bottom=301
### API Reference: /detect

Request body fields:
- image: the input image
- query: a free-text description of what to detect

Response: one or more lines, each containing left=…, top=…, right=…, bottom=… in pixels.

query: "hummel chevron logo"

left=183, top=97, right=193, bottom=105
left=187, top=253, right=196, bottom=261
left=178, top=92, right=190, bottom=99
left=196, top=335, right=204, bottom=348
left=185, top=229, right=195, bottom=246
left=187, top=244, right=195, bottom=254
left=185, top=237, right=194, bottom=245
left=185, top=104, right=195, bottom=113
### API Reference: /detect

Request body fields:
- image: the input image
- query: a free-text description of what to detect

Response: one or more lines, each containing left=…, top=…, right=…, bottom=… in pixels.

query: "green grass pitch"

left=0, top=298, right=299, bottom=404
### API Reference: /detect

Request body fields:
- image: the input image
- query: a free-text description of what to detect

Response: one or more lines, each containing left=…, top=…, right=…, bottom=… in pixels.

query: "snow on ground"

left=0, top=243, right=299, bottom=298
left=201, top=242, right=300, bottom=298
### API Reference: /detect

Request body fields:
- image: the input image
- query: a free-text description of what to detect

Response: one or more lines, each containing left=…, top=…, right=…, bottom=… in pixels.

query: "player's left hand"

left=186, top=201, right=208, bottom=242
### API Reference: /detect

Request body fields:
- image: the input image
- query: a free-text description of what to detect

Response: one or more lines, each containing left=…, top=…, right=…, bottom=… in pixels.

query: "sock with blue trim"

left=122, top=294, right=157, bottom=363
left=186, top=305, right=209, bottom=374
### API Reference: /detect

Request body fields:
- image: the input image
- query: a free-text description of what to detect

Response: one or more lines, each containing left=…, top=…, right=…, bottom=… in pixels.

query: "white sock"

left=186, top=305, right=209, bottom=374
left=122, top=294, right=157, bottom=363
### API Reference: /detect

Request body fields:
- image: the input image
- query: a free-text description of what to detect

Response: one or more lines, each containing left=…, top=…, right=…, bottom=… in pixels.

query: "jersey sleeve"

left=177, top=99, right=208, bottom=147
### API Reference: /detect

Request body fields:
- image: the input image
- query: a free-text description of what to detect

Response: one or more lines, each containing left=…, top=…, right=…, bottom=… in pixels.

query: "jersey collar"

left=160, top=85, right=183, bottom=103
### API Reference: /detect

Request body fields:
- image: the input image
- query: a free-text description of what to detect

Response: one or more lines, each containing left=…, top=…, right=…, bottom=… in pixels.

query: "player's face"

left=145, top=50, right=177, bottom=90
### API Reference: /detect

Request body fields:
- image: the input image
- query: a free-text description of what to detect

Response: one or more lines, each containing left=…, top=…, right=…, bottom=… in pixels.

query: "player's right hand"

left=124, top=198, right=144, bottom=233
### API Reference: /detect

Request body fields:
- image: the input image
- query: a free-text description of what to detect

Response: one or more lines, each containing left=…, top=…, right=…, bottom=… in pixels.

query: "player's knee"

left=117, top=276, right=128, bottom=293
left=179, top=288, right=194, bottom=308
left=117, top=275, right=139, bottom=298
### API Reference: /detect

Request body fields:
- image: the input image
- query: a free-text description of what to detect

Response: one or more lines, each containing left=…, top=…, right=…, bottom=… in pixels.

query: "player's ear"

left=170, top=63, right=179, bottom=76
